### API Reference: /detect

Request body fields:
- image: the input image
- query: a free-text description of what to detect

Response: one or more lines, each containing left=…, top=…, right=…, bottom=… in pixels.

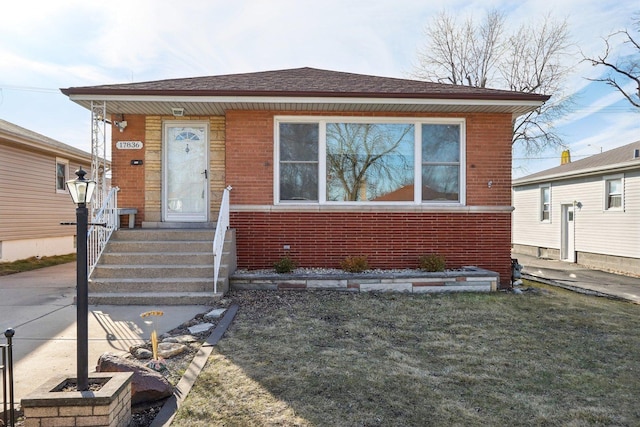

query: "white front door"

left=163, top=122, right=209, bottom=222
left=561, top=204, right=575, bottom=262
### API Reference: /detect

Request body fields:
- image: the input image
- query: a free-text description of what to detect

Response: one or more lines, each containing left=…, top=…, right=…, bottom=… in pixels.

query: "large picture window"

left=275, top=117, right=465, bottom=204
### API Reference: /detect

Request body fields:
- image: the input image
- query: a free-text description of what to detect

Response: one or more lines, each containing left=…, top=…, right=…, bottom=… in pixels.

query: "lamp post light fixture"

left=65, top=167, right=96, bottom=392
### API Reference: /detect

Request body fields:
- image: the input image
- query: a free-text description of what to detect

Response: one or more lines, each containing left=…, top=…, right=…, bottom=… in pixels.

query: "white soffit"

left=67, top=95, right=543, bottom=116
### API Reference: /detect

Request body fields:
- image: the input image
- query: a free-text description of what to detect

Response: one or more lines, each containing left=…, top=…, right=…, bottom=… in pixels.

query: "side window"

left=422, top=124, right=461, bottom=202
left=279, top=123, right=319, bottom=202
left=604, top=176, right=623, bottom=211
left=56, top=158, right=69, bottom=193
left=540, top=185, right=550, bottom=222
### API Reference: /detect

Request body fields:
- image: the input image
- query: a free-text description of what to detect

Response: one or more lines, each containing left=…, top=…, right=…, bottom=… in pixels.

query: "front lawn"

left=174, top=284, right=640, bottom=426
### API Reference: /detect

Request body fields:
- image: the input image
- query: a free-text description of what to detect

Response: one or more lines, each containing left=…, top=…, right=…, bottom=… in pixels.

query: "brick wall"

left=226, top=110, right=514, bottom=287
left=226, top=111, right=514, bottom=206
left=111, top=115, right=146, bottom=227
left=231, top=211, right=512, bottom=286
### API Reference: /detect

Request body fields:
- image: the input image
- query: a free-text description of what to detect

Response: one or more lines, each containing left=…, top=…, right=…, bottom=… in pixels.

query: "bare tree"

left=414, top=9, right=505, bottom=88
left=583, top=14, right=640, bottom=108
left=413, top=9, right=572, bottom=154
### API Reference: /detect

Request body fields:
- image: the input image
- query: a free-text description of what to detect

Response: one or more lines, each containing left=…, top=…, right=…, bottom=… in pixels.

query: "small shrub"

left=418, top=254, right=446, bottom=272
left=274, top=256, right=297, bottom=274
left=340, top=255, right=369, bottom=273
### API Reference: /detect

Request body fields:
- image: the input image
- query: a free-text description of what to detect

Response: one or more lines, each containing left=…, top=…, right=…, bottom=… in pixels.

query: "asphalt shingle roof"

left=0, top=118, right=92, bottom=160
left=62, top=67, right=549, bottom=102
left=514, top=140, right=640, bottom=184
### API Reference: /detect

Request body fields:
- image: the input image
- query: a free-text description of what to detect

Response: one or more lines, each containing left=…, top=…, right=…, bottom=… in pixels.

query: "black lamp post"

left=65, top=167, right=96, bottom=392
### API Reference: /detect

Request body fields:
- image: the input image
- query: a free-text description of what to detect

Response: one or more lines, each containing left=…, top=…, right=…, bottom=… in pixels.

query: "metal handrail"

left=212, top=186, right=232, bottom=294
left=88, top=187, right=119, bottom=277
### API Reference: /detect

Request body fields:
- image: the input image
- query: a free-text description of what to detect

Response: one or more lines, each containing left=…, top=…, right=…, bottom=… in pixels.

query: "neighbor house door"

left=163, top=122, right=209, bottom=222
left=561, top=204, right=575, bottom=262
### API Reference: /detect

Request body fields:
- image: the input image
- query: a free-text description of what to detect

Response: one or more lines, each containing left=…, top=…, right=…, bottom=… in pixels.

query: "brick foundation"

left=230, top=210, right=512, bottom=288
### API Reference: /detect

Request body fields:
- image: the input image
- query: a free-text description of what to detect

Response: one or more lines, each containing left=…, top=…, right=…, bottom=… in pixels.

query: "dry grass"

left=0, top=254, right=76, bottom=276
left=174, top=284, right=640, bottom=426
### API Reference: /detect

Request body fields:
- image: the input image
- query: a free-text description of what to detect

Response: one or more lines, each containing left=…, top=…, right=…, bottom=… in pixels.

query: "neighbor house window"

left=604, top=176, right=623, bottom=210
left=275, top=117, right=465, bottom=204
left=540, top=185, right=550, bottom=221
left=56, top=158, right=69, bottom=193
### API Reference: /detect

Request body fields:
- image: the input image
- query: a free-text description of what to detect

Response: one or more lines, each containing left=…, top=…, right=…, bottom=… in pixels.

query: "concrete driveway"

left=516, top=253, right=640, bottom=303
left=0, top=262, right=210, bottom=405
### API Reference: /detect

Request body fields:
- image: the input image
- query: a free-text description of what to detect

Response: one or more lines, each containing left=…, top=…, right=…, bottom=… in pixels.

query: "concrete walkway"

left=0, top=262, right=211, bottom=406
left=515, top=253, right=640, bottom=303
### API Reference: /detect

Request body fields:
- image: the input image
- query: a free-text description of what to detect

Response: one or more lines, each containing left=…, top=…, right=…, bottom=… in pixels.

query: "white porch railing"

left=88, top=187, right=119, bottom=277
left=213, top=186, right=232, bottom=294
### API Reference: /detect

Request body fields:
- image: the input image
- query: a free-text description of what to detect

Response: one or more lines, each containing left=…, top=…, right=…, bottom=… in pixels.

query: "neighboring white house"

left=512, top=140, right=640, bottom=276
left=0, top=119, right=94, bottom=262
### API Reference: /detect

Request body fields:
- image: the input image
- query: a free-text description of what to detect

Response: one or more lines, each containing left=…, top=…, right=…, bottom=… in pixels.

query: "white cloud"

left=0, top=0, right=637, bottom=158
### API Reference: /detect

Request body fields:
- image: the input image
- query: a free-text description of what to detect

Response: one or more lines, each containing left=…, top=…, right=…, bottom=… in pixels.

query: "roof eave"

left=513, top=162, right=640, bottom=186
left=64, top=93, right=545, bottom=116
left=61, top=87, right=549, bottom=103
left=0, top=129, right=94, bottom=163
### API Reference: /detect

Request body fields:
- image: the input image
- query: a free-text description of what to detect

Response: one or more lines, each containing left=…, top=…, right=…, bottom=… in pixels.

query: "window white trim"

left=274, top=116, right=466, bottom=206
left=55, top=157, right=69, bottom=194
left=603, top=174, right=624, bottom=212
left=539, top=184, right=551, bottom=222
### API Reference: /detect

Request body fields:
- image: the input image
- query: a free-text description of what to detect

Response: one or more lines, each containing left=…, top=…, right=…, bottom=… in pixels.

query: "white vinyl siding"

left=512, top=184, right=559, bottom=248
left=513, top=170, right=640, bottom=260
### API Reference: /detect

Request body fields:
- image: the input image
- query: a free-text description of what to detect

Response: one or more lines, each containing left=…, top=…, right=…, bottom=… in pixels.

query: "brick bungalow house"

left=62, top=67, right=548, bottom=288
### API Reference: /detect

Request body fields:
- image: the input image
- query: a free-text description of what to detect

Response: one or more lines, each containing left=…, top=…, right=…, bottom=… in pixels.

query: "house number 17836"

left=116, top=141, right=143, bottom=150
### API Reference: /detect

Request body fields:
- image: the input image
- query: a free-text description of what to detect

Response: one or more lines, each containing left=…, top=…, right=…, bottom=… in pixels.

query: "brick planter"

left=21, top=372, right=133, bottom=427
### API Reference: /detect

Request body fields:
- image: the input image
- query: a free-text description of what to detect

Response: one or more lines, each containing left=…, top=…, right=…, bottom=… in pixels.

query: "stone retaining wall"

left=231, top=266, right=499, bottom=293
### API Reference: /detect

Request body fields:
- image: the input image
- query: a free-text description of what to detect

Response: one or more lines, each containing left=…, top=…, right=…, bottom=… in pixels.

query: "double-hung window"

left=540, top=185, right=550, bottom=221
left=604, top=175, right=623, bottom=210
left=56, top=158, right=69, bottom=193
left=276, top=117, right=465, bottom=204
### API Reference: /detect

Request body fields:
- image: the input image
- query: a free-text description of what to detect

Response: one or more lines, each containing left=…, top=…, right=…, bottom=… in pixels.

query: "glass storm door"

left=163, top=123, right=209, bottom=222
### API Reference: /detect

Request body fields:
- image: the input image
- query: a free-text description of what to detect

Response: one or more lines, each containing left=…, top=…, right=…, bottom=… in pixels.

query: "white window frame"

left=540, top=184, right=551, bottom=222
left=274, top=116, right=466, bottom=206
left=603, top=174, right=624, bottom=211
left=56, top=157, right=69, bottom=194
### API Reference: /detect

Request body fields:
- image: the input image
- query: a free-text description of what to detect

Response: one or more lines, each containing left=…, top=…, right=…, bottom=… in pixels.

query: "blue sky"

left=1, top=0, right=638, bottom=179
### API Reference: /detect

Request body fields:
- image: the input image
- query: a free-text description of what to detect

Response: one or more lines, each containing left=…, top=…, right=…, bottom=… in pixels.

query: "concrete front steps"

left=89, top=227, right=235, bottom=305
